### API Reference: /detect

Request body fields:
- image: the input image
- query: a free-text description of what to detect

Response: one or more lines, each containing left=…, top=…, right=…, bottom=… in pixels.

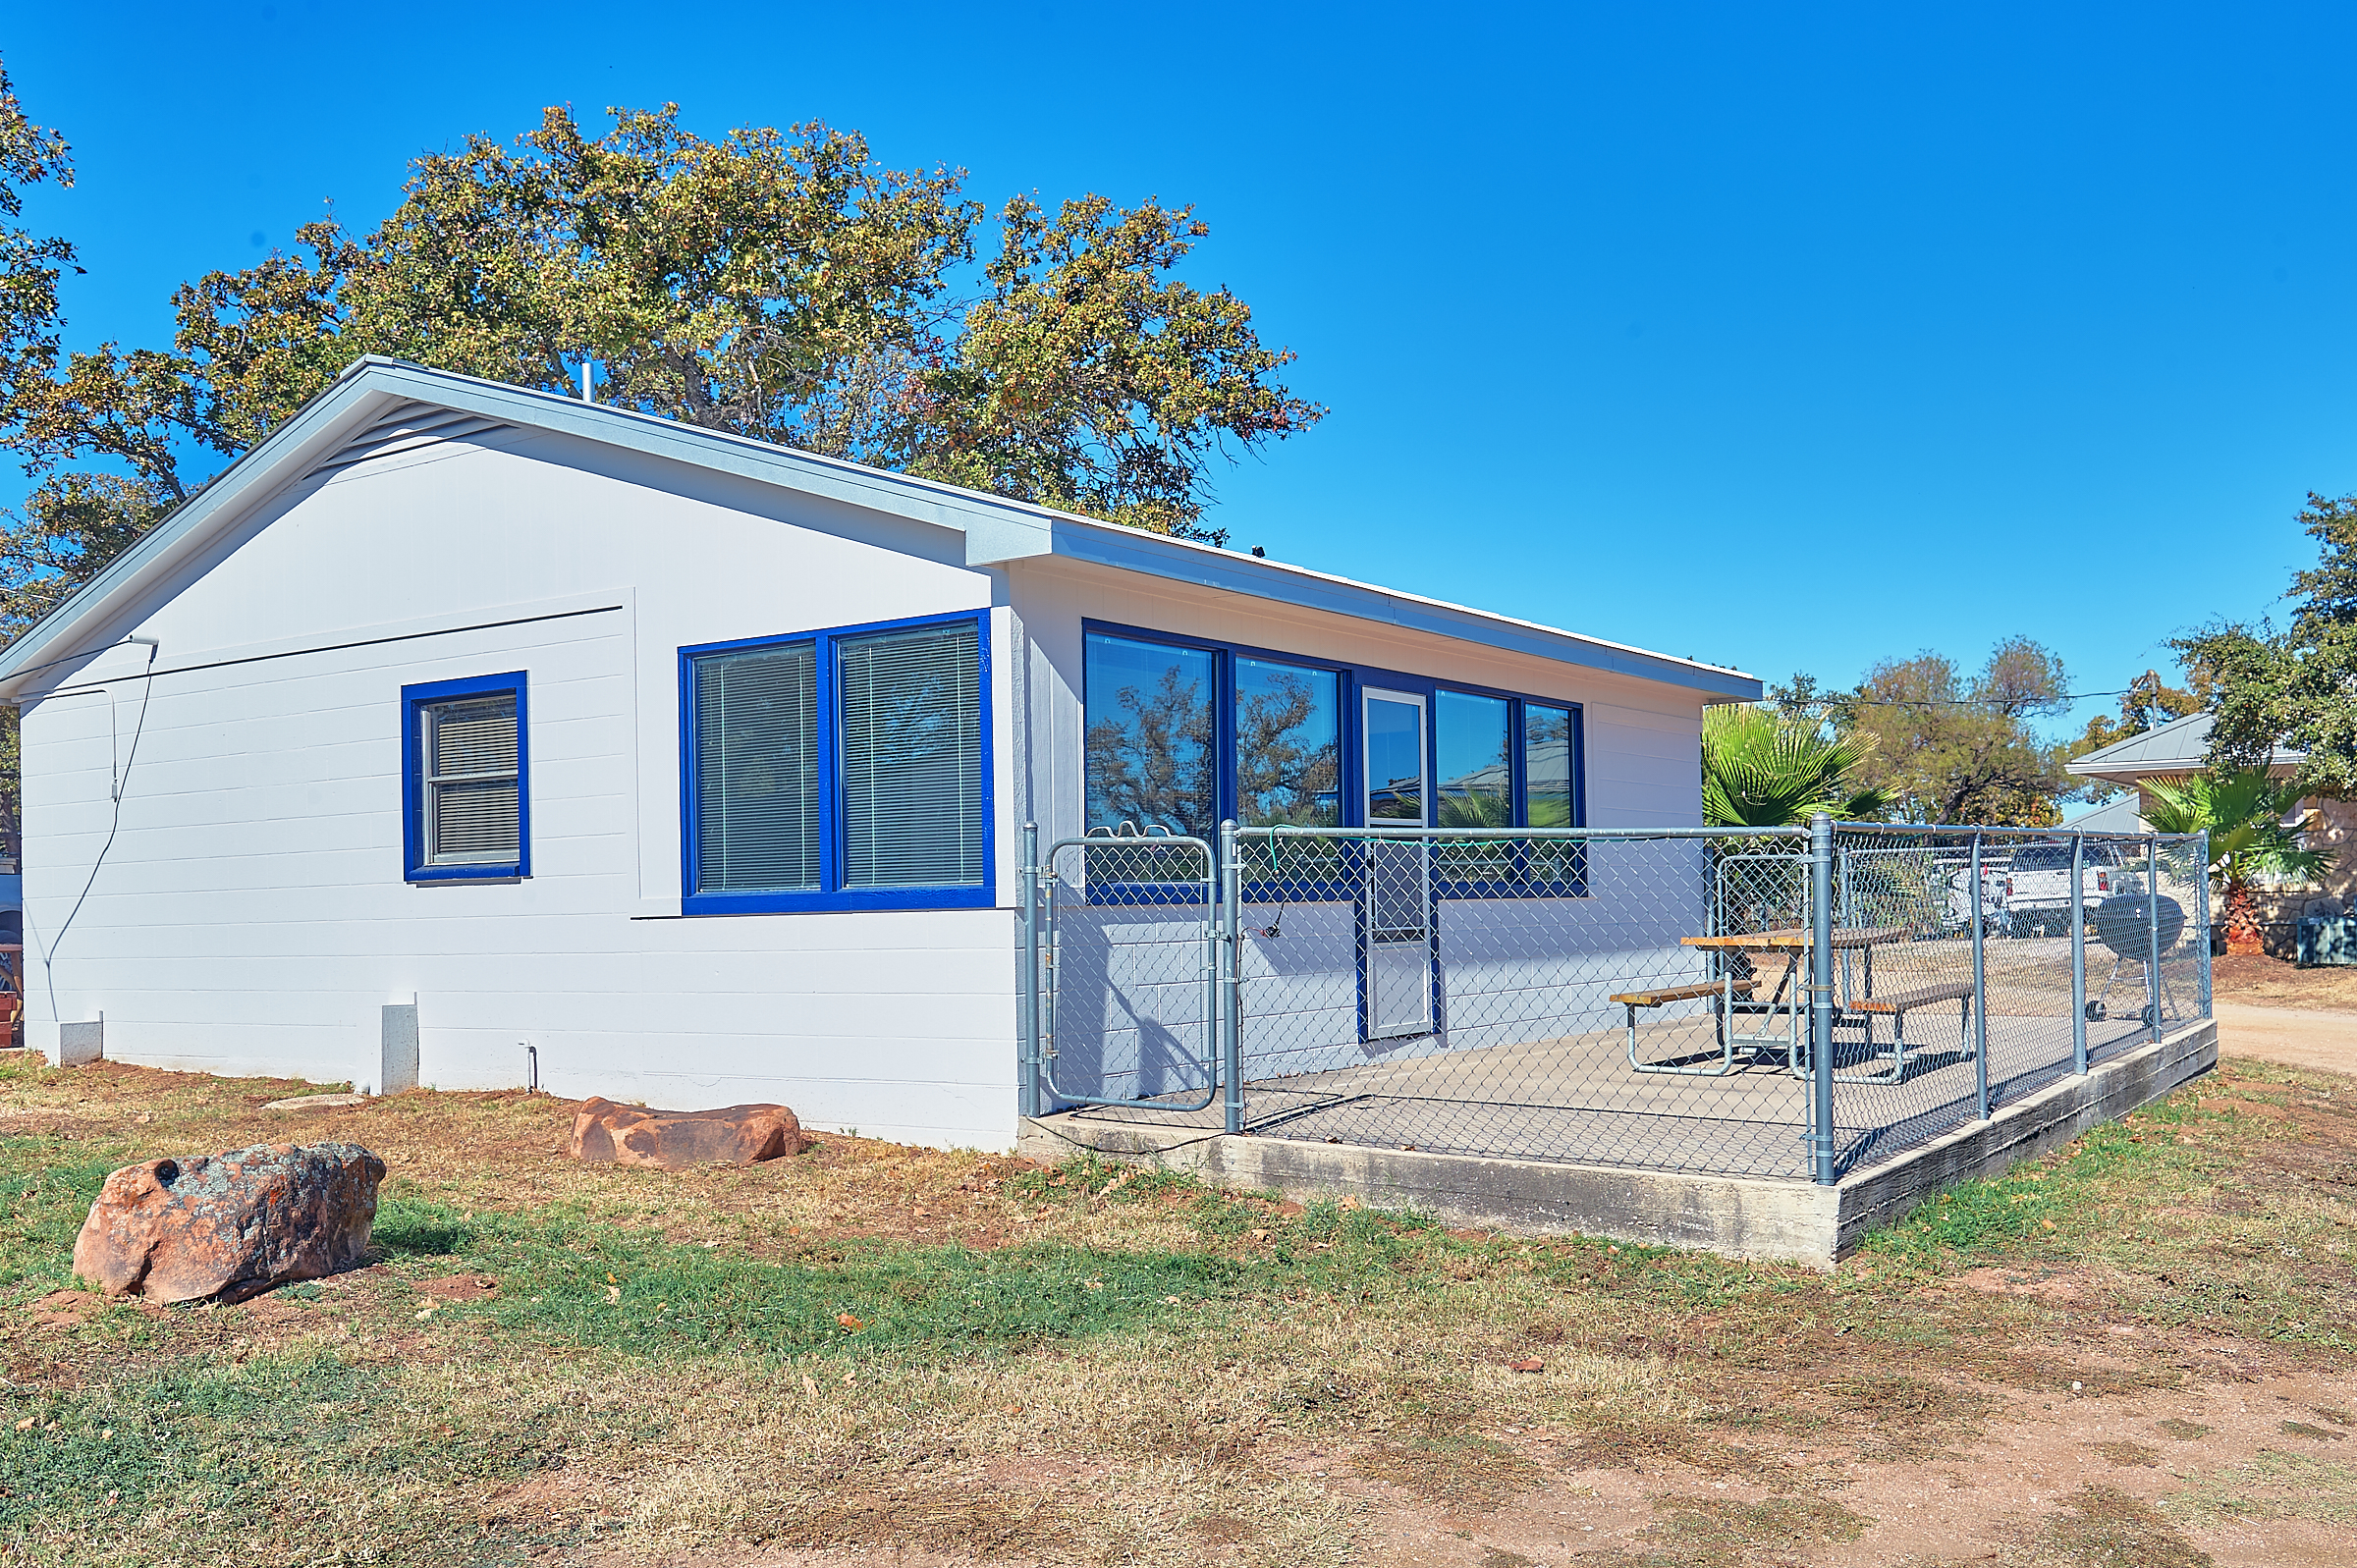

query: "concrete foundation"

left=1018, top=1016, right=2218, bottom=1268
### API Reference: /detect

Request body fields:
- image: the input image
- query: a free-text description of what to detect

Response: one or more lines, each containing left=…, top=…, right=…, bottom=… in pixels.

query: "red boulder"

left=569, top=1097, right=805, bottom=1170
left=73, top=1141, right=385, bottom=1304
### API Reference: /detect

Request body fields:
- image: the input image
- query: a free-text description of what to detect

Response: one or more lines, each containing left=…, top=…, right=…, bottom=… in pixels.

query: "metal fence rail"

left=1018, top=818, right=2212, bottom=1184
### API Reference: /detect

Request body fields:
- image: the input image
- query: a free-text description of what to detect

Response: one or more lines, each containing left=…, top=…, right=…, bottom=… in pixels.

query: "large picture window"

left=1083, top=632, right=1216, bottom=839
left=1081, top=621, right=1585, bottom=895
left=684, top=615, right=989, bottom=913
left=1235, top=657, right=1340, bottom=828
left=403, top=673, right=528, bottom=883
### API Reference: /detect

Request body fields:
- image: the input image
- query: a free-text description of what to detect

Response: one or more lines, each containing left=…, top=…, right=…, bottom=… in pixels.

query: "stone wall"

left=2248, top=796, right=2357, bottom=924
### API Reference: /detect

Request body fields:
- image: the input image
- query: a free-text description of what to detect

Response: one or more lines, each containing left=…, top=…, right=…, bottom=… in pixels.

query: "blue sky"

left=6, top=4, right=2350, bottom=744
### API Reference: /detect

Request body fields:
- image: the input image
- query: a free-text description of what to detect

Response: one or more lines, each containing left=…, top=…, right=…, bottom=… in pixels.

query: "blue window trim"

left=402, top=671, right=530, bottom=883
left=679, top=610, right=994, bottom=915
left=1080, top=619, right=1587, bottom=901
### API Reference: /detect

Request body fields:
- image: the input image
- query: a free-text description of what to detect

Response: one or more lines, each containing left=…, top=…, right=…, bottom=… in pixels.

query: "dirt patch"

left=1355, top=1434, right=1548, bottom=1507
left=2214, top=952, right=2357, bottom=1011
left=2089, top=1437, right=2162, bottom=1467
left=1950, top=1266, right=2090, bottom=1302
left=416, top=1273, right=500, bottom=1300
left=23, top=1288, right=111, bottom=1328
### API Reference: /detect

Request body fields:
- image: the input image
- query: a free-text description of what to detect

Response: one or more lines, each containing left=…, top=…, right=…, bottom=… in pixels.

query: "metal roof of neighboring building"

left=2063, top=710, right=2304, bottom=784
left=2061, top=794, right=2149, bottom=834
left=0, top=357, right=1765, bottom=702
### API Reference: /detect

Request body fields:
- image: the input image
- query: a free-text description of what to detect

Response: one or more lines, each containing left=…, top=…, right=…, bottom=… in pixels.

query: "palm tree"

left=2142, top=769, right=2336, bottom=955
left=1701, top=705, right=1889, bottom=829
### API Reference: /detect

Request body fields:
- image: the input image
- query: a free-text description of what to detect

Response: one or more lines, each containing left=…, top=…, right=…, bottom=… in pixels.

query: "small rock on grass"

left=569, top=1096, right=805, bottom=1170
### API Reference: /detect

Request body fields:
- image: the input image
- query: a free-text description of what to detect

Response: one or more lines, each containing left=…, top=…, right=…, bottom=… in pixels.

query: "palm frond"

left=1702, top=705, right=1884, bottom=829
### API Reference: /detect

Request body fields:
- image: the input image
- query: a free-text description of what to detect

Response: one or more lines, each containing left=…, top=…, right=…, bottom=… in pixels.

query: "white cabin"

left=0, top=358, right=1760, bottom=1149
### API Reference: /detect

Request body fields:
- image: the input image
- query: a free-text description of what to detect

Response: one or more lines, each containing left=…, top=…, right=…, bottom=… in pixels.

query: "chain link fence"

left=1018, top=821, right=2213, bottom=1183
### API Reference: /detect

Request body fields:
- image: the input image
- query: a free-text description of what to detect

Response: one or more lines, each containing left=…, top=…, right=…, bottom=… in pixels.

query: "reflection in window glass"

left=1084, top=632, right=1216, bottom=838
left=1524, top=706, right=1574, bottom=828
left=1365, top=697, right=1425, bottom=822
left=1236, top=659, right=1340, bottom=827
left=1435, top=691, right=1510, bottom=829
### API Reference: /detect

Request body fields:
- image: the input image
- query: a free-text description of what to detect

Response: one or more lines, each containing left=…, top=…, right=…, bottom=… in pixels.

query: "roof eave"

left=0, top=357, right=1765, bottom=704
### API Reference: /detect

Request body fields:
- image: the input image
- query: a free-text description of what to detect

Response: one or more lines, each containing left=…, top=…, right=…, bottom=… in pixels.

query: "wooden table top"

left=1681, top=925, right=1911, bottom=951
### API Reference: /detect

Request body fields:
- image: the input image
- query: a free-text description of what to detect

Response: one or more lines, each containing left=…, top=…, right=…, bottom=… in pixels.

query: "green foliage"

left=0, top=76, right=1323, bottom=841
left=913, top=194, right=1318, bottom=539
left=2177, top=491, right=2357, bottom=796
left=1699, top=704, right=1886, bottom=827
left=2144, top=768, right=2334, bottom=944
left=1770, top=638, right=2079, bottom=826
left=2069, top=668, right=2206, bottom=799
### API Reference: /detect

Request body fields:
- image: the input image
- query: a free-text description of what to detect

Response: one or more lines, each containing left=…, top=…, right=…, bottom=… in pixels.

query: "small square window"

left=403, top=674, right=528, bottom=881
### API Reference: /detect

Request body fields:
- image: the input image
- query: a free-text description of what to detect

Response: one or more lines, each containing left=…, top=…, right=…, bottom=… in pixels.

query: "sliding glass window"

left=683, top=615, right=989, bottom=913
left=693, top=642, right=820, bottom=892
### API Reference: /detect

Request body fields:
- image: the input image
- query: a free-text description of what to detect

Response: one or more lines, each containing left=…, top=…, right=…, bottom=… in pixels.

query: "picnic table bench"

left=1612, top=976, right=1759, bottom=1076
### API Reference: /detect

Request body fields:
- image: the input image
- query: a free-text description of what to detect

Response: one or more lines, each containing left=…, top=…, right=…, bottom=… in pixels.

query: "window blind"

left=838, top=623, right=981, bottom=889
left=694, top=641, right=820, bottom=892
left=423, top=696, right=520, bottom=864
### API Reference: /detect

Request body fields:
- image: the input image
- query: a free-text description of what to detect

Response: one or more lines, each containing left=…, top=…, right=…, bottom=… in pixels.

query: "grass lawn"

left=1, top=1050, right=2353, bottom=1566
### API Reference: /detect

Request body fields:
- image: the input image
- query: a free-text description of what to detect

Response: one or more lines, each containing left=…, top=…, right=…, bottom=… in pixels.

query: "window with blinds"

left=839, top=623, right=981, bottom=888
left=692, top=640, right=820, bottom=892
left=684, top=616, right=987, bottom=909
left=402, top=672, right=529, bottom=882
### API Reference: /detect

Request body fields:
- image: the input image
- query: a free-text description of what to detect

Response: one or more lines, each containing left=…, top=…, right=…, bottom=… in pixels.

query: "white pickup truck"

left=1945, top=841, right=2125, bottom=936
left=2001, top=841, right=2127, bottom=934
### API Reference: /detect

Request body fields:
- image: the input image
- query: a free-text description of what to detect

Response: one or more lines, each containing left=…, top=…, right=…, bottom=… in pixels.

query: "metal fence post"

left=1970, top=831, right=1990, bottom=1121
left=2147, top=835, right=2164, bottom=1040
left=2196, top=831, right=2213, bottom=1017
left=1018, top=821, right=1042, bottom=1119
left=1809, top=814, right=1836, bottom=1185
left=2070, top=833, right=2088, bottom=1075
left=1220, top=819, right=1243, bottom=1136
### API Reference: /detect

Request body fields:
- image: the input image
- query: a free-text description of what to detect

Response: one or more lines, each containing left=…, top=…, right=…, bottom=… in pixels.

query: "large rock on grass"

left=72, top=1141, right=385, bottom=1304
left=569, top=1096, right=805, bottom=1170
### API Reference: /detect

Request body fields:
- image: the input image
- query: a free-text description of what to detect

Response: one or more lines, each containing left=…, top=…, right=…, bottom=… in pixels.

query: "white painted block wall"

left=19, top=429, right=1018, bottom=1149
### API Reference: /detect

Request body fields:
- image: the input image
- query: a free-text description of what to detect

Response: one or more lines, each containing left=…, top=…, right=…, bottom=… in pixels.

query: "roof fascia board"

left=1032, top=517, right=1765, bottom=699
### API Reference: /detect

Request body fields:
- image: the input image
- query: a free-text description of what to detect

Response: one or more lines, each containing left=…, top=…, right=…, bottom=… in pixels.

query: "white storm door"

left=1362, top=689, right=1434, bottom=1040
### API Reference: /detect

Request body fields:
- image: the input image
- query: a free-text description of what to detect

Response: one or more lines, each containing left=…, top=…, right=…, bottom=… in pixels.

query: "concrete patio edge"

left=1016, top=1016, right=2219, bottom=1269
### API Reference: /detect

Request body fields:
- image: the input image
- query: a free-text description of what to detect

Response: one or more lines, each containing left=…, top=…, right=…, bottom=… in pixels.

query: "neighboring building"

left=0, top=358, right=1759, bottom=1150
left=2066, top=709, right=2354, bottom=930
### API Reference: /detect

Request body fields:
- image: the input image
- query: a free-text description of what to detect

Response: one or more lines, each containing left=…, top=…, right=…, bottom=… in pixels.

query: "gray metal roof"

left=2061, top=793, right=2148, bottom=834
left=2064, top=710, right=2303, bottom=783
left=0, top=357, right=1764, bottom=701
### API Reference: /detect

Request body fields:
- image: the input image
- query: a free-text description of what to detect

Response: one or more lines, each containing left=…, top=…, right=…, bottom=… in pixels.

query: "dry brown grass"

left=2, top=1050, right=2355, bottom=1566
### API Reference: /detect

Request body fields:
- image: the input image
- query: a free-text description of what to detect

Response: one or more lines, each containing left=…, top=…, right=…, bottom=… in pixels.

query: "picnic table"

left=1672, top=925, right=1971, bottom=1084
left=1680, top=924, right=1910, bottom=1006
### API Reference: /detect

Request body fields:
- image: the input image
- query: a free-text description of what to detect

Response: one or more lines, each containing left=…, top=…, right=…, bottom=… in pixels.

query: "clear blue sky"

left=6, top=4, right=2350, bottom=740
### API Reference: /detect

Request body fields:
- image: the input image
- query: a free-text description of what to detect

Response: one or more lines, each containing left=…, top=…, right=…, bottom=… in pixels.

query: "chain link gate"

left=1024, top=828, right=1224, bottom=1113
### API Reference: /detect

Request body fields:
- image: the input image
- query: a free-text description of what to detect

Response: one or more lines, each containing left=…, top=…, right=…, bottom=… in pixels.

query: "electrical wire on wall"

left=25, top=637, right=160, bottom=1019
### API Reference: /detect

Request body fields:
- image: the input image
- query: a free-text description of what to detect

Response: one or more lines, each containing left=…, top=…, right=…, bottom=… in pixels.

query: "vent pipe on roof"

left=579, top=359, right=594, bottom=404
